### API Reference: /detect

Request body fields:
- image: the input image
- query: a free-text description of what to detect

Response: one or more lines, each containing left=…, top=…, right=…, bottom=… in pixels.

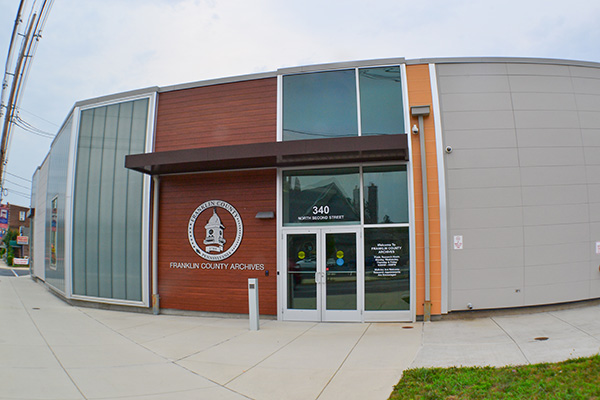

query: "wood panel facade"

left=157, top=169, right=277, bottom=315
left=155, top=78, right=277, bottom=152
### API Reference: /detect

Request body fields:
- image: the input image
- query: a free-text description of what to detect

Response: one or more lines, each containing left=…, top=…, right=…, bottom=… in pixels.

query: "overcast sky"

left=1, top=0, right=600, bottom=206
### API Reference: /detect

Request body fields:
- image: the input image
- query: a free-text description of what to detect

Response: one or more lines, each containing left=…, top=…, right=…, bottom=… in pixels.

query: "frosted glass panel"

left=72, top=98, right=148, bottom=301
left=45, top=117, right=73, bottom=293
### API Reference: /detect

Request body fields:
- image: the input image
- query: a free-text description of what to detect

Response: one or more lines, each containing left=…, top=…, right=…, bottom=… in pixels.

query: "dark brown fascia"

left=125, top=134, right=409, bottom=176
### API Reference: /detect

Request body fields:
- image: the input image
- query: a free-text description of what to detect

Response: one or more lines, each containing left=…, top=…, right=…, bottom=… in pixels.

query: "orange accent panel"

left=407, top=64, right=443, bottom=317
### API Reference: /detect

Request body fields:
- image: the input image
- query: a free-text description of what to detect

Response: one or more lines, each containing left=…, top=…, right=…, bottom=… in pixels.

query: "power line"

left=16, top=106, right=59, bottom=128
left=3, top=188, right=30, bottom=199
left=4, top=178, right=30, bottom=190
left=12, top=114, right=55, bottom=138
left=5, top=171, right=31, bottom=182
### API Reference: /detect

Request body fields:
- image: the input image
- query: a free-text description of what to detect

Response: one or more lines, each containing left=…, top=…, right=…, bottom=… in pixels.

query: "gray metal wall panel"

left=508, top=75, right=573, bottom=93
left=517, top=128, right=582, bottom=147
left=444, top=129, right=517, bottom=149
left=437, top=75, right=510, bottom=94
left=523, top=242, right=589, bottom=266
left=524, top=223, right=589, bottom=246
left=522, top=204, right=589, bottom=226
left=521, top=166, right=588, bottom=185
left=581, top=129, right=600, bottom=146
left=32, top=163, right=48, bottom=280
left=439, top=93, right=513, bottom=111
left=575, top=94, right=600, bottom=111
left=450, top=247, right=523, bottom=270
left=449, top=207, right=523, bottom=229
left=438, top=62, right=600, bottom=312
left=446, top=168, right=521, bottom=189
left=506, top=63, right=571, bottom=76
left=442, top=110, right=516, bottom=130
left=436, top=63, right=509, bottom=76
left=513, top=111, right=580, bottom=129
left=447, top=187, right=522, bottom=209
left=445, top=149, right=519, bottom=169
left=517, top=147, right=584, bottom=167
left=572, top=77, right=600, bottom=94
left=579, top=111, right=600, bottom=128
left=586, top=166, right=600, bottom=183
left=524, top=262, right=589, bottom=286
left=511, top=93, right=577, bottom=110
left=521, top=185, right=588, bottom=206
left=569, top=66, right=600, bottom=79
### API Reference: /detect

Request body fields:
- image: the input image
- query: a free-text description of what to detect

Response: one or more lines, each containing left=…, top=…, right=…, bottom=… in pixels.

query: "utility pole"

left=0, top=0, right=54, bottom=202
left=0, top=12, right=37, bottom=189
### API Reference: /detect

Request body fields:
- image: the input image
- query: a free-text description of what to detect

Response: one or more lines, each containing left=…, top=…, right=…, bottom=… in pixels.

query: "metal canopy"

left=125, top=134, right=409, bottom=176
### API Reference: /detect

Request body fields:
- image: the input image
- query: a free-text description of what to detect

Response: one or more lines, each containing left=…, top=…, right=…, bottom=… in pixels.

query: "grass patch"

left=390, top=354, right=600, bottom=400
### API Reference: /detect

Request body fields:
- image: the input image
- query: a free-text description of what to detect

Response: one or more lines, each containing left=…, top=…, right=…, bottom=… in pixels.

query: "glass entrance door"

left=284, top=228, right=361, bottom=321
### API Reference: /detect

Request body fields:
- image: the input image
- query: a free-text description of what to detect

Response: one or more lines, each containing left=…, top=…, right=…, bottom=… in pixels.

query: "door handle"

left=315, top=272, right=325, bottom=284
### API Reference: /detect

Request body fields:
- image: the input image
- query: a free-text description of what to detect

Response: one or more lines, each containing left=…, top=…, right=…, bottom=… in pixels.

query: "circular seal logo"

left=188, top=200, right=243, bottom=261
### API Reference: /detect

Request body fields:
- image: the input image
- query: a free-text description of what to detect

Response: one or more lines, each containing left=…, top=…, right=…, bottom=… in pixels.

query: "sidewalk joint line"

left=315, top=323, right=372, bottom=400
left=78, top=308, right=253, bottom=399
left=11, top=278, right=89, bottom=400
left=549, top=311, right=600, bottom=341
left=223, top=322, right=319, bottom=386
left=491, top=316, right=531, bottom=364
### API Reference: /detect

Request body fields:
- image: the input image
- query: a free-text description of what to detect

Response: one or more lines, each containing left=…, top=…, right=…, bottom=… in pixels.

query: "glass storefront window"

left=359, top=66, right=405, bottom=136
left=283, top=168, right=360, bottom=225
left=364, top=227, right=410, bottom=311
left=282, top=65, right=405, bottom=141
left=282, top=70, right=358, bottom=141
left=363, top=165, right=409, bottom=224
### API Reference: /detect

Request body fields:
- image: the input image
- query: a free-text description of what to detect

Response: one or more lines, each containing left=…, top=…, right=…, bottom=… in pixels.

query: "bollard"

left=248, top=278, right=259, bottom=331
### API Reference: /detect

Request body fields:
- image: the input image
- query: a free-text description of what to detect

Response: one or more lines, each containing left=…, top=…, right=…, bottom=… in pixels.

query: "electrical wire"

left=4, top=188, right=30, bottom=199
left=4, top=179, right=30, bottom=190
left=16, top=106, right=59, bottom=128
left=5, top=171, right=31, bottom=182
left=12, top=114, right=55, bottom=138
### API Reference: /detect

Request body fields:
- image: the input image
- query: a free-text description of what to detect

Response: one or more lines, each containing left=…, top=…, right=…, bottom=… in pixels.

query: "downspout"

left=411, top=105, right=431, bottom=322
left=152, top=175, right=160, bottom=315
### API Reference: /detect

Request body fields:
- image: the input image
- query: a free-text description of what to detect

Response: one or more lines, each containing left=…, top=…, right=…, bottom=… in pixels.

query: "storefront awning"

left=125, top=134, right=409, bottom=176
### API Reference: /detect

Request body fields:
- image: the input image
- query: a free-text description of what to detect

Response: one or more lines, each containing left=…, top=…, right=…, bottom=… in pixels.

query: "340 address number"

left=312, top=205, right=330, bottom=215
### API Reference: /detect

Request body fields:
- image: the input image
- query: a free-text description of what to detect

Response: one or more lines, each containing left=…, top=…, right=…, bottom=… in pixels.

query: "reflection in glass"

left=45, top=116, right=73, bottom=293
left=283, top=70, right=358, bottom=140
left=363, top=165, right=408, bottom=224
left=364, top=227, right=409, bottom=310
left=287, top=234, right=317, bottom=309
left=283, top=168, right=360, bottom=225
left=325, top=232, right=357, bottom=310
left=359, top=66, right=404, bottom=136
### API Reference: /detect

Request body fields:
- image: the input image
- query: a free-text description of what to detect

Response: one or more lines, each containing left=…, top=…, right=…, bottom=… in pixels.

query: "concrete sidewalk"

left=1, top=277, right=599, bottom=400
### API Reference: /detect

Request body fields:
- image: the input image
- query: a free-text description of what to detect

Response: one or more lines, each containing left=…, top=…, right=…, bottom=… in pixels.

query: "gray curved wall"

left=437, top=61, right=600, bottom=311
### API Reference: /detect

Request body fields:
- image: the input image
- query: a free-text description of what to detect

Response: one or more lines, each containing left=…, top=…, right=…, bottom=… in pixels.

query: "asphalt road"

left=0, top=268, right=30, bottom=277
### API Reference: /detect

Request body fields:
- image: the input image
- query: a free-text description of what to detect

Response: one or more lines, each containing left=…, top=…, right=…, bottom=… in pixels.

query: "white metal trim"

left=77, top=92, right=157, bottom=112
left=139, top=92, right=157, bottom=307
left=355, top=69, right=362, bottom=136
left=429, top=63, right=449, bottom=314
left=401, top=63, right=417, bottom=323
left=64, top=110, right=79, bottom=298
left=279, top=158, right=414, bottom=322
left=276, top=75, right=283, bottom=142
left=70, top=294, right=147, bottom=307
left=276, top=168, right=283, bottom=320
